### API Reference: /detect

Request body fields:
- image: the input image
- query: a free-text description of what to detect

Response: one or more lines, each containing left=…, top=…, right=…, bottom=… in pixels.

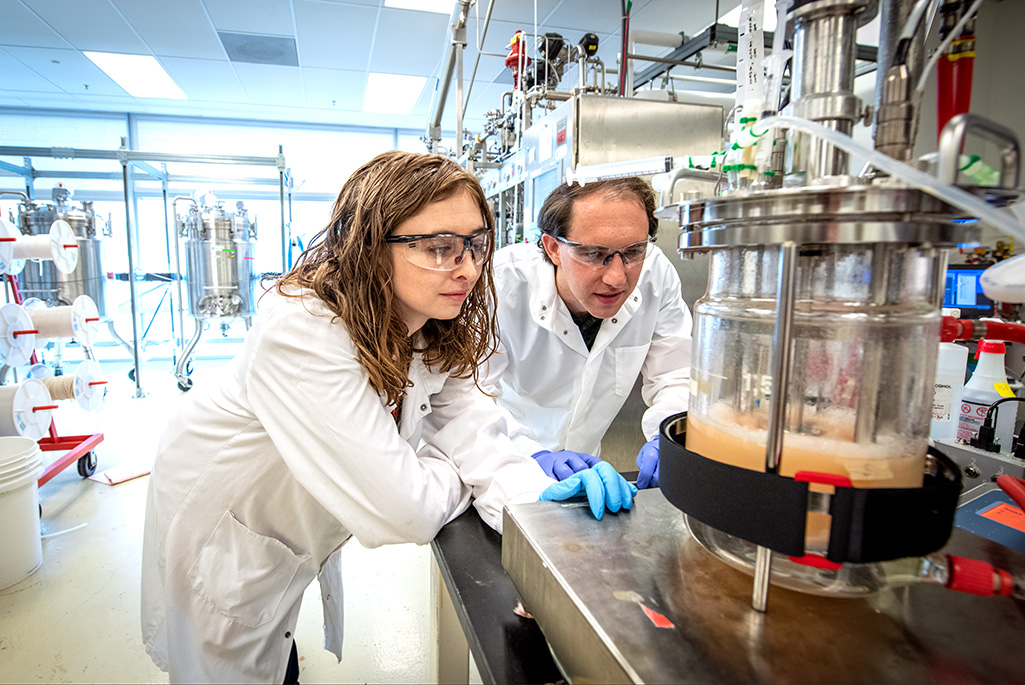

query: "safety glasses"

left=555, top=235, right=652, bottom=267
left=386, top=230, right=492, bottom=271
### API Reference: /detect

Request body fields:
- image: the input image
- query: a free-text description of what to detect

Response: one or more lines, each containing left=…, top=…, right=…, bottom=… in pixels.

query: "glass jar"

left=685, top=243, right=945, bottom=578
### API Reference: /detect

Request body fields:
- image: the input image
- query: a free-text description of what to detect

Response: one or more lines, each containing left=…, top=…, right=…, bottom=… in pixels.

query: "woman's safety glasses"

left=555, top=235, right=652, bottom=267
left=386, top=230, right=492, bottom=271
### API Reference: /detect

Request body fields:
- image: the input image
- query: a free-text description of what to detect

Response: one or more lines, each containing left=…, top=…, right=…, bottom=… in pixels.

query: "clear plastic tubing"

left=753, top=114, right=1025, bottom=243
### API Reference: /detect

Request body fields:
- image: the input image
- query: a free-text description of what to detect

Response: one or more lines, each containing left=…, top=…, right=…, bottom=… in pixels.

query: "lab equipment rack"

left=2, top=274, right=104, bottom=485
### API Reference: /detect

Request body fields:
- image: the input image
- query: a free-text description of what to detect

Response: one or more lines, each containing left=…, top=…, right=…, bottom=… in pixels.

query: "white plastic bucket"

left=0, top=436, right=44, bottom=590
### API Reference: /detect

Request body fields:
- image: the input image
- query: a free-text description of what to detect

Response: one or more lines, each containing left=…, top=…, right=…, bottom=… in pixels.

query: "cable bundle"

left=25, top=295, right=99, bottom=347
left=40, top=375, right=76, bottom=401
left=9, top=219, right=79, bottom=274
left=30, top=306, right=76, bottom=340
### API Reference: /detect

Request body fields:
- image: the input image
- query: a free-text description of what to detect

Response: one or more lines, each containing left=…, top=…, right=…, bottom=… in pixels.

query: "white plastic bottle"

left=957, top=340, right=1015, bottom=450
left=931, top=310, right=968, bottom=441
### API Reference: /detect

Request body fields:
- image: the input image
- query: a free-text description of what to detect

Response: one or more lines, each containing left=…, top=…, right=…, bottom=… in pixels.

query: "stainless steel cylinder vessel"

left=788, top=0, right=878, bottom=181
left=17, top=190, right=108, bottom=318
left=179, top=201, right=257, bottom=320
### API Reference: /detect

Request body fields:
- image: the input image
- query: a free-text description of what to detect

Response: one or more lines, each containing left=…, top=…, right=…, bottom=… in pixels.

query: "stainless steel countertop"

left=502, top=488, right=1025, bottom=684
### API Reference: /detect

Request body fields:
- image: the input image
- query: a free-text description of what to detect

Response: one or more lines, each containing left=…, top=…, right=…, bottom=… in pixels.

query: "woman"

left=140, top=151, right=634, bottom=683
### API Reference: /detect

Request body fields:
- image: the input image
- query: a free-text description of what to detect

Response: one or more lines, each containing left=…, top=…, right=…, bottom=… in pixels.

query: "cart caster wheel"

left=185, top=360, right=194, bottom=377
left=77, top=451, right=97, bottom=478
left=177, top=378, right=193, bottom=392
left=128, top=368, right=136, bottom=381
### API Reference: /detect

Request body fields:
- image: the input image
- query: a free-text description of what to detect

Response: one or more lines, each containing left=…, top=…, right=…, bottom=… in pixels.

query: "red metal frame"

left=4, top=274, right=105, bottom=487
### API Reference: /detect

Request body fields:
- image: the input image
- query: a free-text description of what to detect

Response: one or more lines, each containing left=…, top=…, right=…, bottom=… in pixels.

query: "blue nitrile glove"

left=635, top=437, right=660, bottom=489
left=531, top=449, right=602, bottom=481
left=538, top=461, right=638, bottom=520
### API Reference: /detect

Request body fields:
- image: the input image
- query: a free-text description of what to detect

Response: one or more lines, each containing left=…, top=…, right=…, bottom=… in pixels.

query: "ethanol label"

left=957, top=399, right=990, bottom=441
left=932, top=376, right=957, bottom=421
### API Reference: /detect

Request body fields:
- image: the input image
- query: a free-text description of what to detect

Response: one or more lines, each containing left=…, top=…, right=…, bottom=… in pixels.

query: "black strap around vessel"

left=659, top=413, right=963, bottom=564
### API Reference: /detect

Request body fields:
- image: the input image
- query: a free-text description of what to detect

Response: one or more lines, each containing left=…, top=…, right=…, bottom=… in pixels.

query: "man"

left=485, top=177, right=693, bottom=488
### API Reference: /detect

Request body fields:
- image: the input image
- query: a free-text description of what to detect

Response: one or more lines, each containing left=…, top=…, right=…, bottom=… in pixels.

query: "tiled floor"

left=0, top=359, right=458, bottom=684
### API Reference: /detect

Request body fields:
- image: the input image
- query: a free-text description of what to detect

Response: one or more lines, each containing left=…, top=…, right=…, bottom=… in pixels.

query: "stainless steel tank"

left=178, top=200, right=257, bottom=320
left=17, top=186, right=108, bottom=317
left=172, top=197, right=258, bottom=391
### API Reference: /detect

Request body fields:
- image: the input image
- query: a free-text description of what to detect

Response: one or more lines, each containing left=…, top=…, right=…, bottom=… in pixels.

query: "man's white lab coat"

left=140, top=288, right=553, bottom=683
left=486, top=242, right=693, bottom=456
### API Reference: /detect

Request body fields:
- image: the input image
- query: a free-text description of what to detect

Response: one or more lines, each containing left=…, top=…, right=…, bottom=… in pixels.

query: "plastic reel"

left=0, top=303, right=37, bottom=368
left=49, top=220, right=79, bottom=275
left=11, top=379, right=54, bottom=441
left=0, top=218, right=16, bottom=275
left=70, top=295, right=100, bottom=347
left=73, top=359, right=107, bottom=412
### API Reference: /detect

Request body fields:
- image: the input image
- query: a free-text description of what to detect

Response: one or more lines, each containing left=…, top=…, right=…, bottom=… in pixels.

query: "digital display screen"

left=943, top=265, right=994, bottom=311
left=956, top=488, right=1025, bottom=555
left=979, top=501, right=1025, bottom=533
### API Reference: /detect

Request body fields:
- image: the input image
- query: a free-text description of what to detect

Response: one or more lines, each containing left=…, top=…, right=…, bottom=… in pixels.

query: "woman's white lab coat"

left=140, top=288, right=553, bottom=683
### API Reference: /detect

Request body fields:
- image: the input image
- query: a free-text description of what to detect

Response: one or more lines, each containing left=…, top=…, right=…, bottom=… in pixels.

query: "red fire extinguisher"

left=505, top=30, right=531, bottom=90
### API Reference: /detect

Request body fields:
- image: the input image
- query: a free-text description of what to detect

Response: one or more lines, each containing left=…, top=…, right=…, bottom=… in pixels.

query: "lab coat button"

left=612, top=318, right=618, bottom=324
left=541, top=305, right=547, bottom=311
left=285, top=631, right=292, bottom=639
left=540, top=315, right=545, bottom=320
left=419, top=403, right=427, bottom=412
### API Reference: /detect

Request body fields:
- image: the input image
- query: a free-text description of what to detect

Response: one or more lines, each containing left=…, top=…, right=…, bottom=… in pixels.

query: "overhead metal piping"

left=463, top=0, right=497, bottom=114
left=426, top=0, right=473, bottom=153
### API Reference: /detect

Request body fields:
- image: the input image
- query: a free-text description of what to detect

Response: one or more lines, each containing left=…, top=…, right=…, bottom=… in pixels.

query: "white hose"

left=754, top=114, right=1025, bottom=242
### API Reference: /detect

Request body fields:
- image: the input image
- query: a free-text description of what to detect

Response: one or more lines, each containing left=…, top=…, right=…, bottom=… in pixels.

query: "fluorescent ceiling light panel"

left=84, top=52, right=186, bottom=99
left=363, top=73, right=427, bottom=114
left=384, top=0, right=454, bottom=14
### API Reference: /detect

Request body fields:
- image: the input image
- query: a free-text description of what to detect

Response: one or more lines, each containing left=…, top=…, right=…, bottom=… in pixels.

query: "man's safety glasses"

left=386, top=230, right=492, bottom=272
left=555, top=236, right=652, bottom=267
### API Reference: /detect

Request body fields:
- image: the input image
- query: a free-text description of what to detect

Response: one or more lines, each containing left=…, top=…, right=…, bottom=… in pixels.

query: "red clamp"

left=787, top=471, right=853, bottom=571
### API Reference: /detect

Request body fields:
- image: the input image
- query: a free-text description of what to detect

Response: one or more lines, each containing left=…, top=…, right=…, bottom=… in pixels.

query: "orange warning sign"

left=980, top=502, right=1025, bottom=534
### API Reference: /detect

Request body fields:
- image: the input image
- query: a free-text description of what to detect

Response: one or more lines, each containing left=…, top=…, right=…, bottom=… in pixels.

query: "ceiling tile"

left=484, top=0, right=562, bottom=25
left=0, top=47, right=62, bottom=92
left=304, top=0, right=379, bottom=6
left=71, top=92, right=142, bottom=112
left=0, top=0, right=71, bottom=49
left=110, top=0, right=226, bottom=59
left=204, top=0, right=295, bottom=36
left=629, top=0, right=729, bottom=37
left=136, top=97, right=205, bottom=116
left=0, top=88, right=30, bottom=107
left=20, top=0, right=150, bottom=53
left=160, top=57, right=248, bottom=102
left=369, top=8, right=448, bottom=76
left=294, top=0, right=377, bottom=70
left=3, top=46, right=125, bottom=96
left=231, top=62, right=304, bottom=105
left=6, top=91, right=84, bottom=108
left=302, top=67, right=365, bottom=110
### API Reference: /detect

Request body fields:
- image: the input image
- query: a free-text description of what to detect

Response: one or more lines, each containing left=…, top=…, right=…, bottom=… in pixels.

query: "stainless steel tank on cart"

left=17, top=186, right=108, bottom=317
left=173, top=196, right=258, bottom=391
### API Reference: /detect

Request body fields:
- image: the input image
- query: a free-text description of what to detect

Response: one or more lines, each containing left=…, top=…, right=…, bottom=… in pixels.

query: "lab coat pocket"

left=615, top=344, right=649, bottom=396
left=188, top=510, right=310, bottom=629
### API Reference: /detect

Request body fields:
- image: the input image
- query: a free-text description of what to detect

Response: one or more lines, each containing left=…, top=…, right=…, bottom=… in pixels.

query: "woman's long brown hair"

left=276, top=151, right=498, bottom=406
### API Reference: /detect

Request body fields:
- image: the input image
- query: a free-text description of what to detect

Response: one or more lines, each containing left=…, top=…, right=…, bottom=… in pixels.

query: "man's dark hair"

left=535, top=177, right=658, bottom=264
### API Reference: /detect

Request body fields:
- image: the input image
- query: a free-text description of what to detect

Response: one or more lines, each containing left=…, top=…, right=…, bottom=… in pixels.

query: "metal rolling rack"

left=0, top=273, right=105, bottom=485
left=0, top=140, right=290, bottom=397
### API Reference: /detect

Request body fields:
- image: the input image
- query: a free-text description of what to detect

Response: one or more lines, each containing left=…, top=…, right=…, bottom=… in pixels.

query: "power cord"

left=970, top=396, right=1025, bottom=457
